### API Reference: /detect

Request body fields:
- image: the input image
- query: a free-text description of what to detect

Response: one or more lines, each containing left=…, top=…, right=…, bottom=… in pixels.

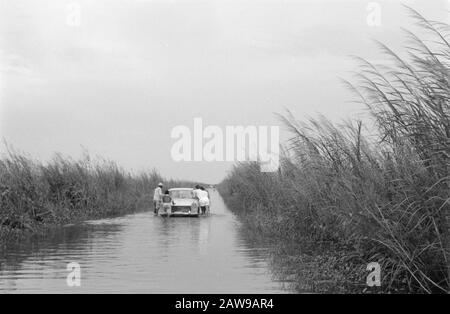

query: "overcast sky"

left=0, top=0, right=448, bottom=183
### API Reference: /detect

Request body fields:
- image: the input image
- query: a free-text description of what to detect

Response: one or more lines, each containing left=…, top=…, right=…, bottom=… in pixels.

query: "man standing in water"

left=197, top=186, right=210, bottom=215
left=153, top=182, right=164, bottom=214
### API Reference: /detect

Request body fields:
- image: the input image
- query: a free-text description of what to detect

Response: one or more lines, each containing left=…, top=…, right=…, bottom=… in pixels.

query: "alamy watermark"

left=170, top=118, right=280, bottom=172
left=366, top=262, right=381, bottom=287
left=66, top=262, right=81, bottom=287
left=366, top=2, right=382, bottom=27
left=66, top=2, right=82, bottom=27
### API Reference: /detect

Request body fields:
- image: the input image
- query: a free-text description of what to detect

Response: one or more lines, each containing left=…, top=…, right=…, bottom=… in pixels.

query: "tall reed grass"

left=219, top=8, right=449, bottom=293
left=0, top=147, right=190, bottom=245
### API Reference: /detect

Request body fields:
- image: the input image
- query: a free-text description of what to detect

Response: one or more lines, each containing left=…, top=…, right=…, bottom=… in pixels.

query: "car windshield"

left=170, top=190, right=193, bottom=199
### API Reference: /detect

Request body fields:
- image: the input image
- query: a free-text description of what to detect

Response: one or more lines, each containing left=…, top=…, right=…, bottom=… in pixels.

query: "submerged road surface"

left=0, top=190, right=291, bottom=293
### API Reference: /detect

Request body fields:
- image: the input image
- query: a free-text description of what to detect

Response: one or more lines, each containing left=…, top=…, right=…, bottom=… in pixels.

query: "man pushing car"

left=153, top=182, right=164, bottom=214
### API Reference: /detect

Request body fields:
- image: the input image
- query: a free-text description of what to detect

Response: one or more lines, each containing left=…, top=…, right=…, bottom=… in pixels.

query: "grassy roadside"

left=0, top=149, right=189, bottom=247
left=218, top=10, right=450, bottom=293
left=220, top=178, right=372, bottom=293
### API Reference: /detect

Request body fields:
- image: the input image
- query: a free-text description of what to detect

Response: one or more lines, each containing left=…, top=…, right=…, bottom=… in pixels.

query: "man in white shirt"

left=153, top=182, right=164, bottom=214
left=197, top=186, right=210, bottom=215
left=193, top=185, right=201, bottom=214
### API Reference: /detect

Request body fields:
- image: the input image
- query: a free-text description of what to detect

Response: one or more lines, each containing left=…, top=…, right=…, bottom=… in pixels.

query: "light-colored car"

left=161, top=188, right=199, bottom=217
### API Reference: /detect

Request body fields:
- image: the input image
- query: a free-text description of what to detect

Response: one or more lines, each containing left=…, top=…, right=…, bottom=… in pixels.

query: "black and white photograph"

left=0, top=0, right=449, bottom=300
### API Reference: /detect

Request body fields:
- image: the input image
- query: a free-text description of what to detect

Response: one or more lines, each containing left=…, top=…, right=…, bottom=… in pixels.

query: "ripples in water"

left=0, top=192, right=293, bottom=293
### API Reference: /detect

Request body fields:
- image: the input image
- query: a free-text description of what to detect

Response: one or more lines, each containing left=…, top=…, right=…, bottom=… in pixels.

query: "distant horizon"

left=0, top=140, right=224, bottom=185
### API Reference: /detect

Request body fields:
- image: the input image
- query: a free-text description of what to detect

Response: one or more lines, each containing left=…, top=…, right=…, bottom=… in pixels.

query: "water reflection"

left=0, top=191, right=290, bottom=293
left=233, top=221, right=298, bottom=292
left=0, top=223, right=124, bottom=293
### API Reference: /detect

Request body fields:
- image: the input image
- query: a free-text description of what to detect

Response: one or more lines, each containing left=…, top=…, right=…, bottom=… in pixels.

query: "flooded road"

left=0, top=190, right=291, bottom=293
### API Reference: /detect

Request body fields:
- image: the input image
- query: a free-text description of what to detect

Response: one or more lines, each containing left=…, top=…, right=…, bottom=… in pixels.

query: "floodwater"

left=0, top=190, right=292, bottom=293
